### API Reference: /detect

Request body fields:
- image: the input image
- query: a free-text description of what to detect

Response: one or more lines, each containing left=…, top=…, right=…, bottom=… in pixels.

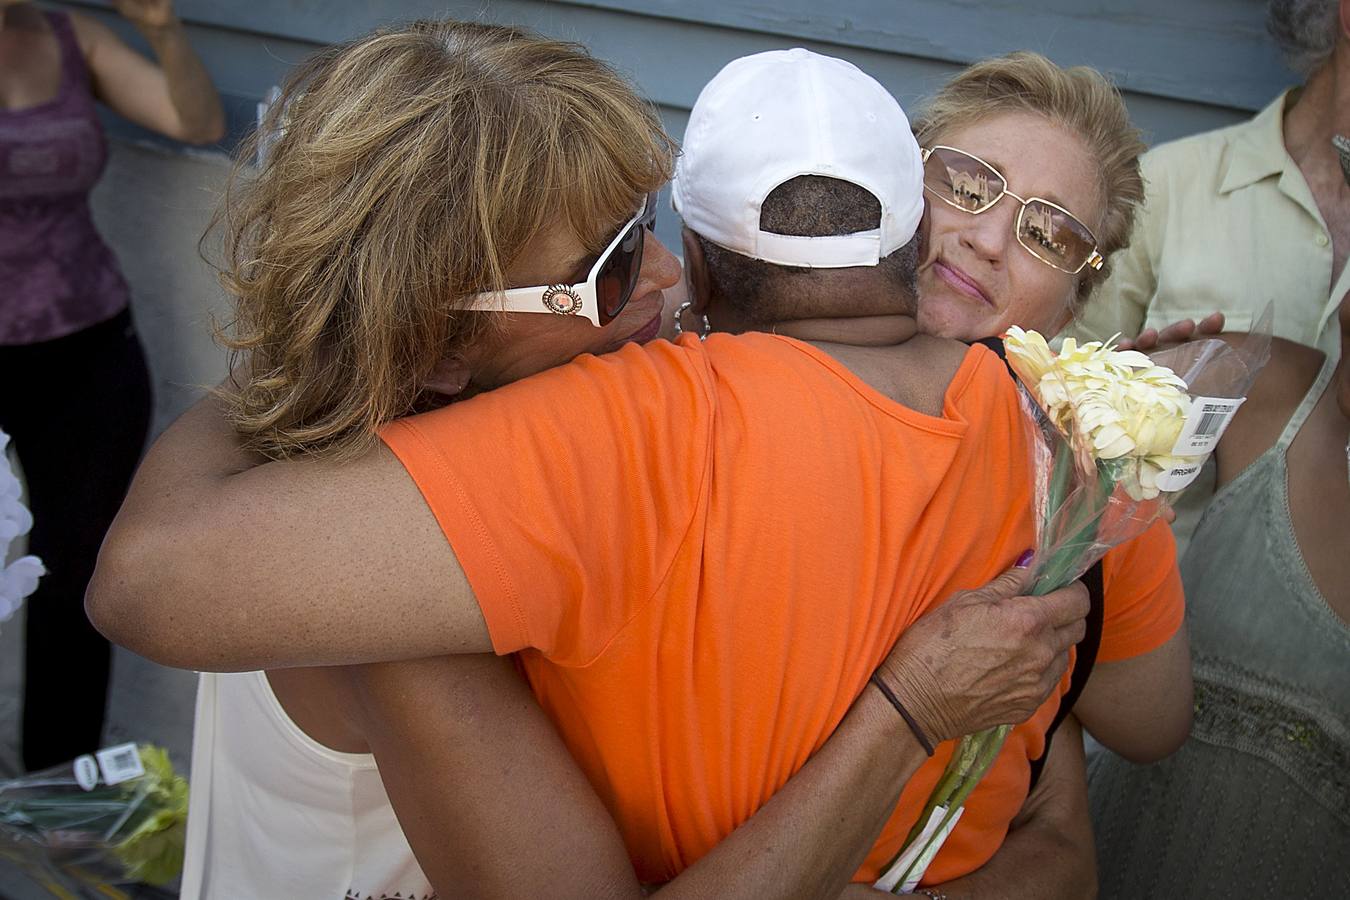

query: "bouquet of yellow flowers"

left=877, top=324, right=1270, bottom=894
left=0, top=744, right=189, bottom=891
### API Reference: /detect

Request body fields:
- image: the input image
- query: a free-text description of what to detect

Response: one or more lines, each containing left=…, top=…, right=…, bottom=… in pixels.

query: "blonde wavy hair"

left=914, top=51, right=1146, bottom=305
left=212, top=19, right=675, bottom=459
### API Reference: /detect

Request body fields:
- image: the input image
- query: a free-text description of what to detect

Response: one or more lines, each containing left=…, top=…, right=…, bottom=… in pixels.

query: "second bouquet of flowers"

left=876, top=322, right=1270, bottom=894
left=0, top=743, right=190, bottom=889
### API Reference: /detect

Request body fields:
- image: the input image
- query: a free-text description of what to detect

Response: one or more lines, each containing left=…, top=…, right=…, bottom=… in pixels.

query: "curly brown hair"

left=914, top=51, right=1146, bottom=306
left=211, top=19, right=675, bottom=459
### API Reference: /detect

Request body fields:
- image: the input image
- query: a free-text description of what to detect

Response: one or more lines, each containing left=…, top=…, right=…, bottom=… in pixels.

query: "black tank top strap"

left=1026, top=560, right=1105, bottom=792
left=972, top=336, right=1014, bottom=371
left=44, top=11, right=90, bottom=95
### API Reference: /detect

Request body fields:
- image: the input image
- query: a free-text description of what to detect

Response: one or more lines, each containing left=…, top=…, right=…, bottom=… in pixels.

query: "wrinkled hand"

left=875, top=564, right=1089, bottom=745
left=1116, top=312, right=1225, bottom=352
left=112, top=0, right=177, bottom=30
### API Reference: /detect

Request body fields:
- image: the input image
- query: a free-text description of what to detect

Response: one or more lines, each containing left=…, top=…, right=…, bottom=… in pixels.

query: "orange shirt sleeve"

left=1096, top=518, right=1185, bottom=663
left=380, top=339, right=713, bottom=666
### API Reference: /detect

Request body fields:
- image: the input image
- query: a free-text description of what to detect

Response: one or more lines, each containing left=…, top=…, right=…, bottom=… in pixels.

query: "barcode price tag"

left=1170, top=397, right=1245, bottom=455
left=96, top=743, right=145, bottom=786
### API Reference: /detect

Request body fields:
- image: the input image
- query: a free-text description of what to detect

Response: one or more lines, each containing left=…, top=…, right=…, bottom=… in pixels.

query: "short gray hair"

left=1267, top=0, right=1340, bottom=77
left=694, top=175, right=919, bottom=325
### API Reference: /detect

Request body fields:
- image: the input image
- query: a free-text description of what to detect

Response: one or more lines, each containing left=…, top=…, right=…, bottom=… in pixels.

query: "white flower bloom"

left=0, top=556, right=43, bottom=620
left=1005, top=329, right=1201, bottom=500
left=1, top=429, right=43, bottom=625
left=1003, top=327, right=1057, bottom=383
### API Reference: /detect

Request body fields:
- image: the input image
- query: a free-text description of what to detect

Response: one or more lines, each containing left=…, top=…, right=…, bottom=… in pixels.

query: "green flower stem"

left=1031, top=463, right=1115, bottom=597
left=884, top=445, right=1120, bottom=892
left=1043, top=436, right=1076, bottom=526
left=888, top=725, right=1011, bottom=892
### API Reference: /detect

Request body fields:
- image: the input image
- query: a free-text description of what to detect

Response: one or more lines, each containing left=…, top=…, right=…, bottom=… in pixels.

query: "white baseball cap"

left=672, top=48, right=924, bottom=269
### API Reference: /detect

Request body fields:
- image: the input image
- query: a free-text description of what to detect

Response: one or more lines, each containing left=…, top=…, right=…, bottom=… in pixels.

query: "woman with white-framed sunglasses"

left=467, top=191, right=659, bottom=326
left=179, top=20, right=696, bottom=898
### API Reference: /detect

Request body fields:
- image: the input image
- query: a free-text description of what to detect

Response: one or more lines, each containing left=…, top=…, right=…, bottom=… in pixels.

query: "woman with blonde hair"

left=910, top=51, right=1194, bottom=773
left=778, top=47, right=1188, bottom=773
left=178, top=19, right=689, bottom=898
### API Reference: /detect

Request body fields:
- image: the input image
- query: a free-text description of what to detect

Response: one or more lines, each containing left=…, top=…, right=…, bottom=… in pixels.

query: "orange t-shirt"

left=382, top=332, right=1182, bottom=885
left=1098, top=519, right=1183, bottom=664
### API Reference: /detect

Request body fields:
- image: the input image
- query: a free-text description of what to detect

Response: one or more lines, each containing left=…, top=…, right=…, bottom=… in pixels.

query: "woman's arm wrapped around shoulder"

left=85, top=387, right=495, bottom=671
left=341, top=569, right=1091, bottom=899
left=1073, top=521, right=1192, bottom=763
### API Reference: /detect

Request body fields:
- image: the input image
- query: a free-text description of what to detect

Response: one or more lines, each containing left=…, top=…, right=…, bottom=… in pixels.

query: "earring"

left=673, top=301, right=710, bottom=341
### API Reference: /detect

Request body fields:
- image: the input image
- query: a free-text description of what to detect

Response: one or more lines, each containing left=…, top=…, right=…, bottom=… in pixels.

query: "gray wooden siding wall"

left=54, top=0, right=1298, bottom=251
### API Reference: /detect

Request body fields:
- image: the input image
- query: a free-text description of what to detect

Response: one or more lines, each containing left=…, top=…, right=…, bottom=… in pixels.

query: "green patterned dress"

left=1089, top=354, right=1349, bottom=898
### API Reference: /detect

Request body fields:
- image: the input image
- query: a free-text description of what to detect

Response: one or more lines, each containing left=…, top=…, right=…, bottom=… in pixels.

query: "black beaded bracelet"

left=869, top=673, right=936, bottom=756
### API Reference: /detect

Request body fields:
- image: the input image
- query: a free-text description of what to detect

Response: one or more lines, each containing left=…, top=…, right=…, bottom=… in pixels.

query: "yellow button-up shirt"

left=1071, top=90, right=1345, bottom=358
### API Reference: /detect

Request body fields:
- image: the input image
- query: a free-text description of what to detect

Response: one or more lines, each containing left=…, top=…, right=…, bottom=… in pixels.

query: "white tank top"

left=180, top=671, right=436, bottom=899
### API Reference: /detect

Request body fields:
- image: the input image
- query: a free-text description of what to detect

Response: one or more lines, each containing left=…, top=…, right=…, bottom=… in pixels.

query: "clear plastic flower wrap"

left=877, top=314, right=1271, bottom=894
left=0, top=744, right=189, bottom=889
left=1013, top=321, right=1271, bottom=594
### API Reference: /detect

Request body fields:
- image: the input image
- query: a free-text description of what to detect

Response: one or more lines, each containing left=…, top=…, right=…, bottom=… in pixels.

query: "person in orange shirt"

left=761, top=52, right=1190, bottom=883
left=774, top=57, right=1194, bottom=735
left=90, top=37, right=1098, bottom=899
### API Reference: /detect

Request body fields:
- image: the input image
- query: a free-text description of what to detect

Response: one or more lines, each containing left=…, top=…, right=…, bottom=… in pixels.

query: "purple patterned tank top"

left=0, top=11, right=130, bottom=345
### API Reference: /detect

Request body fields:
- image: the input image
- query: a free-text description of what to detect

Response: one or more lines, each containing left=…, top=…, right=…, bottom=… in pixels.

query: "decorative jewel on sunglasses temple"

left=541, top=285, right=583, bottom=315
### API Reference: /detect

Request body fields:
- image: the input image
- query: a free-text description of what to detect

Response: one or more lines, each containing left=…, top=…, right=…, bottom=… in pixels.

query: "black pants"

left=0, top=309, right=152, bottom=771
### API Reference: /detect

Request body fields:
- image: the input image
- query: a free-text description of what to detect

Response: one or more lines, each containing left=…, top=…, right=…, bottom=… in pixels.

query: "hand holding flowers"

left=877, top=326, right=1268, bottom=893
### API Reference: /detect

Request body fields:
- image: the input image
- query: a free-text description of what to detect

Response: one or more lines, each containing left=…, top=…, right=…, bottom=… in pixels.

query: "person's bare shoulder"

left=902, top=332, right=973, bottom=372
left=64, top=11, right=115, bottom=62
left=1216, top=335, right=1325, bottom=483
left=877, top=334, right=973, bottom=417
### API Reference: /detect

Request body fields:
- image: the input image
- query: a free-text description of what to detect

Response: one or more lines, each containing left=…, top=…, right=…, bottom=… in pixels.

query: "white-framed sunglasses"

left=467, top=192, right=659, bottom=326
left=921, top=146, right=1104, bottom=275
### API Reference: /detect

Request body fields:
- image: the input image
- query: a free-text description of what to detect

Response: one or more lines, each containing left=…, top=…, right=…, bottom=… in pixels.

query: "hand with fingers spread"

left=1116, top=311, right=1225, bottom=352
left=873, top=560, right=1090, bottom=746
left=111, top=0, right=177, bottom=30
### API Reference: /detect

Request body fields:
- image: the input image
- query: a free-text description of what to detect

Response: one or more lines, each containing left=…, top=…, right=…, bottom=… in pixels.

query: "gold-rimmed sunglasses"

left=921, top=146, right=1104, bottom=275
